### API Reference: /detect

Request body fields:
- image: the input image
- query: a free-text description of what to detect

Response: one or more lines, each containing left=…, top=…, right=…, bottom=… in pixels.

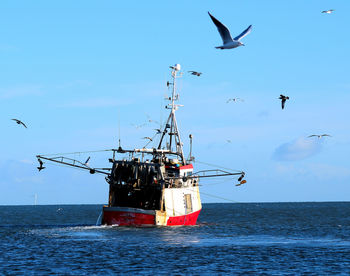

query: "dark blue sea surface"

left=0, top=202, right=349, bottom=275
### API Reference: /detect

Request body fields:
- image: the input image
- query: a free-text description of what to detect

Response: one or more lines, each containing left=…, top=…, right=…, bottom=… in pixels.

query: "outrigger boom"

left=36, top=64, right=246, bottom=226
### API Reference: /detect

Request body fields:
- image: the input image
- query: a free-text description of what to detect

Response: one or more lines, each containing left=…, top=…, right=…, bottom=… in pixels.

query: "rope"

left=38, top=149, right=114, bottom=157
left=199, top=190, right=241, bottom=203
left=194, top=160, right=242, bottom=173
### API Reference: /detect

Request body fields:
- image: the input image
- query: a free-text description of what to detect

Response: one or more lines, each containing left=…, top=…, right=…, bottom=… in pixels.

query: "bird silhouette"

left=322, top=9, right=334, bottom=14
left=188, top=71, right=202, bottom=76
left=208, top=12, right=252, bottom=50
left=11, top=119, right=27, bottom=128
left=226, top=98, right=244, bottom=103
left=308, top=134, right=332, bottom=139
left=143, top=137, right=153, bottom=142
left=278, top=94, right=289, bottom=109
left=37, top=159, right=45, bottom=171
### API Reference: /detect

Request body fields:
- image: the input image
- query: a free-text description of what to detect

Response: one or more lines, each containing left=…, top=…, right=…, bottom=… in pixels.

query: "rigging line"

left=43, top=161, right=109, bottom=175
left=182, top=186, right=242, bottom=203
left=142, top=121, right=167, bottom=148
left=38, top=149, right=114, bottom=157
left=199, top=190, right=241, bottom=204
left=194, top=160, right=242, bottom=173
left=200, top=178, right=236, bottom=186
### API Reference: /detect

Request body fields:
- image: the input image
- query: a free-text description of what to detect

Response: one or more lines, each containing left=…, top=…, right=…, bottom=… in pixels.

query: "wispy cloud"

left=56, top=80, right=93, bottom=89
left=273, top=137, right=322, bottom=161
left=61, top=98, right=131, bottom=108
left=256, top=110, right=270, bottom=118
left=308, top=163, right=350, bottom=180
left=0, top=84, right=43, bottom=99
left=0, top=43, right=18, bottom=51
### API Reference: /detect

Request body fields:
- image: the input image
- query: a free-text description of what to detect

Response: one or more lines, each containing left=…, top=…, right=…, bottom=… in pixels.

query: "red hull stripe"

left=102, top=208, right=201, bottom=226
left=179, top=164, right=193, bottom=170
left=166, top=209, right=201, bottom=226
left=103, top=210, right=155, bottom=226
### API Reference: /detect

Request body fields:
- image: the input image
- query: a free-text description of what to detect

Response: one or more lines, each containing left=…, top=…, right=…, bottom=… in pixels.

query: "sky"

left=1, top=0, right=350, bottom=205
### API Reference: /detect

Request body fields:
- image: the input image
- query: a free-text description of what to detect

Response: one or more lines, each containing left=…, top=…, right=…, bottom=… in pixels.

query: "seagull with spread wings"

left=308, top=134, right=332, bottom=139
left=322, top=9, right=334, bottom=14
left=226, top=98, right=244, bottom=103
left=11, top=119, right=27, bottom=128
left=208, top=12, right=252, bottom=50
left=188, top=71, right=202, bottom=76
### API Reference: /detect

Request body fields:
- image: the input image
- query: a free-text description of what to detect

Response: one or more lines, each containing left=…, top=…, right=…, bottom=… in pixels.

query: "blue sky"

left=1, top=0, right=350, bottom=205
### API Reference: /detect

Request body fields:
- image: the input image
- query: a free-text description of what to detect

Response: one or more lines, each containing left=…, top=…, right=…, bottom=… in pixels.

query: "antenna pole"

left=158, top=64, right=186, bottom=164
left=118, top=109, right=121, bottom=149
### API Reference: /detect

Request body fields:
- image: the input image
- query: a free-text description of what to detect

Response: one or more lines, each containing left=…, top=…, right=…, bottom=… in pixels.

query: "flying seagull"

left=226, top=98, right=244, bottom=103
left=143, top=137, right=153, bottom=142
left=278, top=94, right=289, bottom=110
left=308, top=134, right=332, bottom=139
left=208, top=12, right=252, bottom=50
left=11, top=119, right=27, bottom=128
left=37, top=158, right=45, bottom=171
left=188, top=71, right=202, bottom=76
left=322, top=9, right=334, bottom=14
left=154, top=128, right=162, bottom=134
left=131, top=123, right=146, bottom=129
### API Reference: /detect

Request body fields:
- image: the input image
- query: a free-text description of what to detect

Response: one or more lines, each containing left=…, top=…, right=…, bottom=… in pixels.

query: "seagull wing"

left=20, top=121, right=27, bottom=128
left=308, top=135, right=317, bottom=137
left=234, top=25, right=252, bottom=41
left=322, top=134, right=332, bottom=137
left=208, top=12, right=233, bottom=44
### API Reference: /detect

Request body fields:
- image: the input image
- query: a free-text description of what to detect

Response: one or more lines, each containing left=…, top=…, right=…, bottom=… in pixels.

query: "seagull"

left=226, top=139, right=232, bottom=143
left=131, top=123, right=146, bottom=129
left=208, top=12, right=252, bottom=50
left=37, top=158, right=45, bottom=171
left=226, top=98, right=244, bottom=103
left=154, top=128, right=162, bottom=134
left=84, top=156, right=90, bottom=166
left=322, top=9, right=334, bottom=14
left=145, top=114, right=160, bottom=125
left=188, top=71, right=202, bottom=77
left=308, top=134, right=332, bottom=139
left=11, top=119, right=27, bottom=128
left=143, top=137, right=153, bottom=142
left=278, top=94, right=289, bottom=110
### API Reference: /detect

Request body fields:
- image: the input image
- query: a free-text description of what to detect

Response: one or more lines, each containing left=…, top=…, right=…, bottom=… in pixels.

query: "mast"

left=158, top=64, right=186, bottom=164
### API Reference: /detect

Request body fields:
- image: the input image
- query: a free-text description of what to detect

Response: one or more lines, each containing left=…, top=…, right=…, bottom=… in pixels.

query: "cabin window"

left=184, top=194, right=192, bottom=214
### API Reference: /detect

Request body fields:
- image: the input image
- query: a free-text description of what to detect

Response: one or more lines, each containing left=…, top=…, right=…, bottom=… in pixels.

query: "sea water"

left=0, top=202, right=349, bottom=274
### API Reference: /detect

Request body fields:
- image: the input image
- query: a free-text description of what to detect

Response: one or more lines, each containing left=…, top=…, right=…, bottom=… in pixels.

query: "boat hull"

left=102, top=206, right=201, bottom=226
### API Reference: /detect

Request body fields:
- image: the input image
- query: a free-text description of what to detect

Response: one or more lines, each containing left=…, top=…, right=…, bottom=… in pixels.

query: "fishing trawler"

left=37, top=64, right=245, bottom=226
